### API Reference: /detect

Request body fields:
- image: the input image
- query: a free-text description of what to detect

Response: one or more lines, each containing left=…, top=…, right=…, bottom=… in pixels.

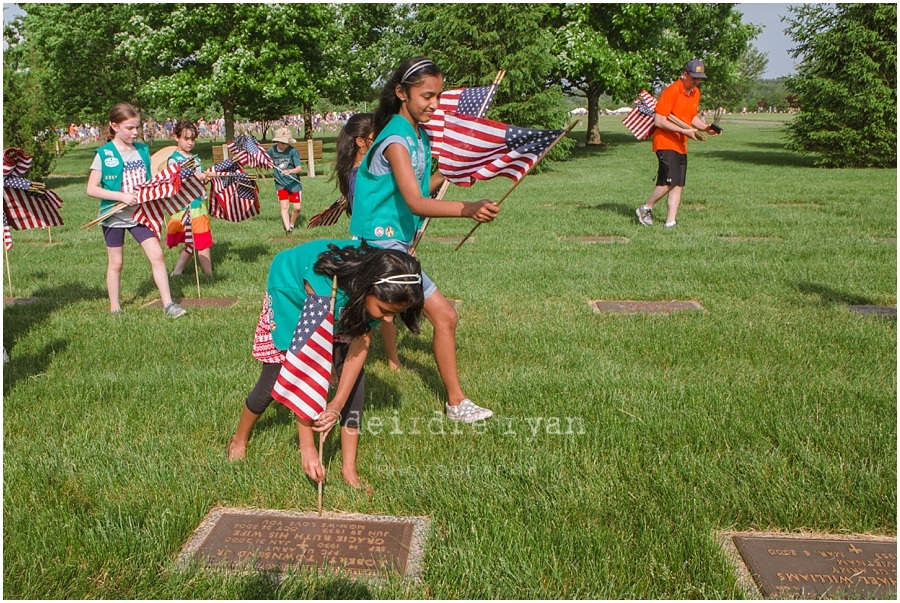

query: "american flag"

left=181, top=209, right=194, bottom=254
left=271, top=292, right=334, bottom=421
left=306, top=196, right=348, bottom=229
left=132, top=162, right=192, bottom=238
left=227, top=134, right=274, bottom=169
left=622, top=90, right=658, bottom=140
left=438, top=113, right=564, bottom=187
left=3, top=186, right=64, bottom=230
left=3, top=148, right=33, bottom=178
left=3, top=212, right=12, bottom=251
left=209, top=159, right=260, bottom=222
left=421, top=85, right=498, bottom=157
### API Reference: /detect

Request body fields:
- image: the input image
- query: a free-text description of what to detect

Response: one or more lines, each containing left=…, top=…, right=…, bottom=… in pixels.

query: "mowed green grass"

left=3, top=116, right=895, bottom=598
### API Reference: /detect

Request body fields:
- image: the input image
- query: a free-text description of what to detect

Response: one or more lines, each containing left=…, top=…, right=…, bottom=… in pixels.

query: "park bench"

left=212, top=139, right=325, bottom=177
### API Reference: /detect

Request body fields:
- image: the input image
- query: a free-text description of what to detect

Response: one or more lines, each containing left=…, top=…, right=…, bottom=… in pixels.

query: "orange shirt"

left=652, top=78, right=701, bottom=155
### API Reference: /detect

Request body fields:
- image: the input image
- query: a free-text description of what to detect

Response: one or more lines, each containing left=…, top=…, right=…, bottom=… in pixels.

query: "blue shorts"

left=102, top=224, right=156, bottom=248
left=360, top=238, right=437, bottom=299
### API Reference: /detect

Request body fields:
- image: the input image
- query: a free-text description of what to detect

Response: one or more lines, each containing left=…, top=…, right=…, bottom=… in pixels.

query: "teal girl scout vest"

left=95, top=141, right=152, bottom=216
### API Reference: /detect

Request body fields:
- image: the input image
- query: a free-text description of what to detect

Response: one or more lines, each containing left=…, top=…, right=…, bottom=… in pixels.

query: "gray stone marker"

left=591, top=300, right=705, bottom=314
left=561, top=236, right=630, bottom=243
left=3, top=297, right=38, bottom=306
left=142, top=298, right=239, bottom=309
left=175, top=507, right=429, bottom=582
left=717, top=236, right=779, bottom=242
left=722, top=532, right=897, bottom=599
left=422, top=236, right=473, bottom=243
left=846, top=305, right=896, bottom=317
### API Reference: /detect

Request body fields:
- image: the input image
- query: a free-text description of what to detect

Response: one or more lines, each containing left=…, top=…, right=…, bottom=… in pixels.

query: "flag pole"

left=191, top=241, right=201, bottom=299
left=318, top=274, right=339, bottom=517
left=408, top=70, right=506, bottom=255
left=48, top=227, right=52, bottom=244
left=4, top=243, right=11, bottom=297
left=454, top=119, right=580, bottom=252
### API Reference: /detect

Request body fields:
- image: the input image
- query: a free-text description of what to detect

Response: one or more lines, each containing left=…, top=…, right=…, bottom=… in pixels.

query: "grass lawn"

left=3, top=115, right=896, bottom=598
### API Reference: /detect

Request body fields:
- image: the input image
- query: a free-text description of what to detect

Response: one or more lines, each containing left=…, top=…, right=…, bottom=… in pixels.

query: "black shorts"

left=655, top=150, right=688, bottom=187
left=101, top=224, right=156, bottom=248
left=244, top=341, right=364, bottom=429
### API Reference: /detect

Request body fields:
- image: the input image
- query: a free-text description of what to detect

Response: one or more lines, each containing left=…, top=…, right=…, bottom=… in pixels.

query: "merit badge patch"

left=374, top=226, right=385, bottom=237
left=104, top=157, right=120, bottom=168
left=385, top=227, right=394, bottom=237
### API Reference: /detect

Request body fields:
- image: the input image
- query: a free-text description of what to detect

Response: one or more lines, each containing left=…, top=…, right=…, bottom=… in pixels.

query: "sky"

left=3, top=2, right=797, bottom=79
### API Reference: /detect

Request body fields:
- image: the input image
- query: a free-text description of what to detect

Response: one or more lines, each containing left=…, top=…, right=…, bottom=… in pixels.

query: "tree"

left=410, top=3, right=574, bottom=161
left=783, top=3, right=896, bottom=168
left=121, top=4, right=340, bottom=141
left=552, top=3, right=763, bottom=144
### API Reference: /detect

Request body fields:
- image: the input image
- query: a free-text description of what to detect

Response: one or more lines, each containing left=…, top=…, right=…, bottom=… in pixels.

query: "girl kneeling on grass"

left=86, top=102, right=186, bottom=318
left=349, top=56, right=499, bottom=422
left=227, top=240, right=424, bottom=490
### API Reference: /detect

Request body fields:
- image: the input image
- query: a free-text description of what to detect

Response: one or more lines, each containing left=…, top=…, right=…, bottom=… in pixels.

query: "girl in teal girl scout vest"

left=349, top=56, right=500, bottom=423
left=85, top=103, right=186, bottom=318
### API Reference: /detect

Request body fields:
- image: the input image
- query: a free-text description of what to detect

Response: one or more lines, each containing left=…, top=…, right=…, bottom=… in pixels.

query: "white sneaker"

left=636, top=206, right=653, bottom=226
left=163, top=302, right=187, bottom=318
left=445, top=399, right=493, bottom=423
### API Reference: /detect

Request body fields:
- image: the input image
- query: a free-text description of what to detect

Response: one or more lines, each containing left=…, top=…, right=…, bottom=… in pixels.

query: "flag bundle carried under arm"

left=3, top=148, right=32, bottom=178
left=227, top=134, right=274, bottom=169
left=421, top=85, right=499, bottom=157
left=271, top=293, right=334, bottom=421
left=623, top=90, right=658, bottom=140
left=3, top=212, right=12, bottom=251
left=209, top=158, right=260, bottom=222
left=3, top=175, right=64, bottom=230
left=438, top=113, right=564, bottom=187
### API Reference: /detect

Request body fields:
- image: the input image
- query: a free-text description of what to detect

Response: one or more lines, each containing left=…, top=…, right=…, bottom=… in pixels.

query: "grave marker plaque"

left=590, top=300, right=705, bottom=314
left=846, top=305, right=896, bottom=317
left=141, top=298, right=239, bottom=309
left=729, top=534, right=897, bottom=599
left=176, top=508, right=429, bottom=582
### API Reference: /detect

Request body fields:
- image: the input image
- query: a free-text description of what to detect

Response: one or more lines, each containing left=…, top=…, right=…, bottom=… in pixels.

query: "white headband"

left=374, top=274, right=423, bottom=285
left=401, top=59, right=435, bottom=83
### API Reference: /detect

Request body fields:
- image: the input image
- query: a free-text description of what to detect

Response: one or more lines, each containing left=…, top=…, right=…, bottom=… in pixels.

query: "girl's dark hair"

left=313, top=242, right=424, bottom=339
left=104, top=102, right=140, bottom=142
left=373, top=56, right=443, bottom=136
left=174, top=119, right=199, bottom=139
left=333, top=113, right=374, bottom=200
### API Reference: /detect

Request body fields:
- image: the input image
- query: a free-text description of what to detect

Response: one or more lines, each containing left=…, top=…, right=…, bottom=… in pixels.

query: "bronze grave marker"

left=560, top=236, right=630, bottom=243
left=728, top=533, right=897, bottom=599
left=141, top=297, right=239, bottom=309
left=846, top=305, right=896, bottom=318
left=175, top=508, right=429, bottom=582
left=590, top=300, right=705, bottom=314
left=3, top=297, right=38, bottom=306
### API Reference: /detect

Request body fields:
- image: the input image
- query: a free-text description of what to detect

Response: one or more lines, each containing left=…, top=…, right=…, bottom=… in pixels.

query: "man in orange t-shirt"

left=636, top=59, right=721, bottom=228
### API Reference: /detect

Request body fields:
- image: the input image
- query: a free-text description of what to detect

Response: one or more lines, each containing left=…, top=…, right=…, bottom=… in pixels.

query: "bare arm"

left=384, top=143, right=499, bottom=223
left=313, top=332, right=372, bottom=433
left=86, top=169, right=138, bottom=205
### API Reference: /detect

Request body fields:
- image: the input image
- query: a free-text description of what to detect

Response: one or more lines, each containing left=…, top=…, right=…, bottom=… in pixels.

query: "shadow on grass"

left=44, top=175, right=88, bottom=187
left=707, top=149, right=815, bottom=168
left=392, top=330, right=450, bottom=408
left=3, top=281, right=105, bottom=393
left=576, top=203, right=637, bottom=218
left=236, top=568, right=373, bottom=598
left=795, top=282, right=873, bottom=306
left=212, top=241, right=270, bottom=265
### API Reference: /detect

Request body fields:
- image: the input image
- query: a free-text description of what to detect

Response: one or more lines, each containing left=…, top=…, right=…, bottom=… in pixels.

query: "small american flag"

left=182, top=209, right=194, bottom=254
left=622, top=90, right=658, bottom=140
left=421, top=85, right=498, bottom=157
left=228, top=134, right=275, bottom=169
left=209, top=159, right=260, bottom=222
left=271, top=293, right=334, bottom=421
left=3, top=186, right=64, bottom=230
left=132, top=163, right=190, bottom=237
left=3, top=212, right=12, bottom=251
left=306, top=196, right=348, bottom=229
left=3, top=148, right=33, bottom=178
left=438, top=113, right=564, bottom=187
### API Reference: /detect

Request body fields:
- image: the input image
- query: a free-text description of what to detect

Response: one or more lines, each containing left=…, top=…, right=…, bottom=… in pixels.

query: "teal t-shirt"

left=348, top=114, right=431, bottom=243
left=266, top=145, right=302, bottom=193
left=267, top=239, right=378, bottom=351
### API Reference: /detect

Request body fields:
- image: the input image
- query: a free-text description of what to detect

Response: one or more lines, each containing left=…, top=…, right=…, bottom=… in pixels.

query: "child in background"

left=166, top=120, right=213, bottom=276
left=333, top=114, right=403, bottom=370
left=267, top=127, right=304, bottom=234
left=85, top=102, right=186, bottom=318
left=348, top=56, right=500, bottom=422
left=227, top=240, right=424, bottom=490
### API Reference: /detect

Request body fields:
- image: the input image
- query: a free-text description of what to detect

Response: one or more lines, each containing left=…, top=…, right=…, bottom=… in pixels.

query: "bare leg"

left=197, top=248, right=213, bottom=275
left=106, top=246, right=124, bottom=312
left=289, top=202, right=301, bottom=229
left=140, top=237, right=173, bottom=306
left=340, top=426, right=370, bottom=491
left=172, top=249, right=192, bottom=275
left=422, top=290, right=465, bottom=406
left=643, top=185, right=672, bottom=210
left=380, top=321, right=402, bottom=370
left=664, top=186, right=683, bottom=224
left=228, top=405, right=261, bottom=460
left=280, top=199, right=291, bottom=230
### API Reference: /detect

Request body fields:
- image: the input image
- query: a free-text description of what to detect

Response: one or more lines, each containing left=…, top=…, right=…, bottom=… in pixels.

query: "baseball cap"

left=685, top=59, right=707, bottom=79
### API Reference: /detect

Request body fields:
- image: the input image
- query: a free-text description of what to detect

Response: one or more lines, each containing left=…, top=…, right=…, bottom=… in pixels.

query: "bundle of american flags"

left=306, top=196, right=348, bottom=229
left=181, top=209, right=194, bottom=255
left=421, top=85, right=498, bottom=157
left=437, top=114, right=564, bottom=187
left=3, top=174, right=65, bottom=233
left=3, top=148, right=32, bottom=178
left=622, top=90, right=658, bottom=140
left=227, top=134, right=274, bottom=169
left=131, top=161, right=207, bottom=238
left=271, top=292, right=334, bottom=422
left=208, top=158, right=260, bottom=223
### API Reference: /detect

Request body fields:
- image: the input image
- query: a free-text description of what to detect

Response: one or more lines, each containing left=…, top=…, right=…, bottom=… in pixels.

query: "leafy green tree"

left=121, top=3, right=340, bottom=141
left=783, top=3, right=896, bottom=168
left=410, top=3, right=574, bottom=160
left=2, top=51, right=59, bottom=178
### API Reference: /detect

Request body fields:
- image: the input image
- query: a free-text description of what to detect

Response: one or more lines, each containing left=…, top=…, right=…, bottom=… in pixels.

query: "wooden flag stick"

left=81, top=202, right=128, bottom=229
left=4, top=243, right=11, bottom=297
left=667, top=114, right=706, bottom=142
left=454, top=119, right=580, bottom=252
left=318, top=274, right=339, bottom=518
left=192, top=247, right=201, bottom=299
left=408, top=70, right=507, bottom=254
left=48, top=227, right=52, bottom=244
